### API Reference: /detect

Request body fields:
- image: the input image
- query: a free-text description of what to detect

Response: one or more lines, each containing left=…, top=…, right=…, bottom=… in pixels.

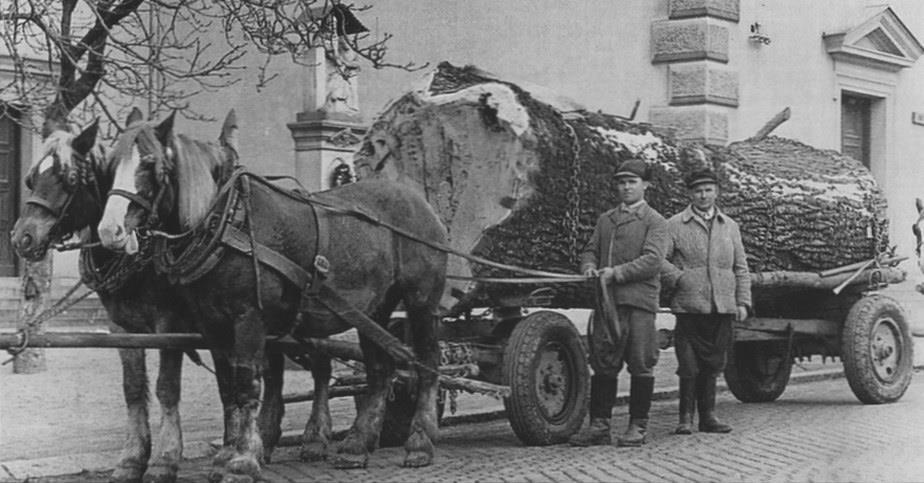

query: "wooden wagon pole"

left=747, top=107, right=791, bottom=141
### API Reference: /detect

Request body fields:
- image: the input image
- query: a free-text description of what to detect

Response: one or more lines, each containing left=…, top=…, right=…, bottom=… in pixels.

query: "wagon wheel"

left=842, top=295, right=914, bottom=404
left=724, top=340, right=793, bottom=402
left=502, top=311, right=589, bottom=446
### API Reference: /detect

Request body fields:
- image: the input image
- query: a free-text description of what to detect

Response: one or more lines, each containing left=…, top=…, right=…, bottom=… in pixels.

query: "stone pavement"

left=19, top=370, right=924, bottom=483
left=1, top=339, right=846, bottom=481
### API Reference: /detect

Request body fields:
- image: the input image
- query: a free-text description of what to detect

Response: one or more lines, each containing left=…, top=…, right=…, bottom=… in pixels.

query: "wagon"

left=724, top=259, right=914, bottom=405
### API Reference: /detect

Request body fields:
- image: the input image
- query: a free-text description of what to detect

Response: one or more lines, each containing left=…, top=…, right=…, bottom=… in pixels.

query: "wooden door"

left=841, top=94, right=871, bottom=167
left=0, top=109, right=19, bottom=276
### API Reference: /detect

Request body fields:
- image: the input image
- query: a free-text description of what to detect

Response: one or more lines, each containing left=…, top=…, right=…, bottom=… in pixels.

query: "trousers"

left=674, top=313, right=734, bottom=378
left=588, top=304, right=659, bottom=379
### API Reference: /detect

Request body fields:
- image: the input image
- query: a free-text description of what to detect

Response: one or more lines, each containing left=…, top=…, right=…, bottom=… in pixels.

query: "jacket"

left=579, top=201, right=669, bottom=313
left=661, top=205, right=752, bottom=314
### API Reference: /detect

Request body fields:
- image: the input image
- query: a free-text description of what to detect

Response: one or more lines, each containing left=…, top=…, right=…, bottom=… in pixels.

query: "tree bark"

left=13, top=255, right=52, bottom=374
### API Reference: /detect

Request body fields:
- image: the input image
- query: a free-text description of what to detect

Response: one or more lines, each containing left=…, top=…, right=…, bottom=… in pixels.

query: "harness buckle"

left=314, top=255, right=330, bottom=277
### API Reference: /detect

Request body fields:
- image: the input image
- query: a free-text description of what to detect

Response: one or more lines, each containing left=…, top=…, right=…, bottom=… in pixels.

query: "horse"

left=96, top=111, right=448, bottom=481
left=10, top=117, right=202, bottom=483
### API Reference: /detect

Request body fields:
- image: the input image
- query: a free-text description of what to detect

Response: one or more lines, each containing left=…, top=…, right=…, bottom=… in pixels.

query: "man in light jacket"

left=569, top=158, right=669, bottom=447
left=662, top=168, right=751, bottom=435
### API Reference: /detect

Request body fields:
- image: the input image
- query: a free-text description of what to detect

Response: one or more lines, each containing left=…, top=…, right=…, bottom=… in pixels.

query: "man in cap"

left=662, top=167, right=751, bottom=435
left=569, top=158, right=669, bottom=447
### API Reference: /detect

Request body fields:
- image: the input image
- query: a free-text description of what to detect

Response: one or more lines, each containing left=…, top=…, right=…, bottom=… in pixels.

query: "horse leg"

left=330, top=335, right=394, bottom=469
left=299, top=354, right=333, bottom=462
left=144, top=348, right=184, bottom=483
left=257, top=352, right=284, bottom=463
left=217, top=310, right=267, bottom=482
left=402, top=306, right=440, bottom=468
left=112, top=347, right=151, bottom=483
left=207, top=351, right=239, bottom=483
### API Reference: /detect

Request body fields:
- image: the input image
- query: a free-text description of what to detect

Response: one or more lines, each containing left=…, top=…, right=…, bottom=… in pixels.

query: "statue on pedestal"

left=323, top=36, right=360, bottom=115
left=321, top=14, right=361, bottom=116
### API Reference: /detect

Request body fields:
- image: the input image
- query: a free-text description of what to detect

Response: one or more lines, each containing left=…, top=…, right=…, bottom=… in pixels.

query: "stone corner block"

left=648, top=106, right=729, bottom=146
left=668, top=0, right=740, bottom=22
left=668, top=63, right=738, bottom=107
left=651, top=18, right=729, bottom=64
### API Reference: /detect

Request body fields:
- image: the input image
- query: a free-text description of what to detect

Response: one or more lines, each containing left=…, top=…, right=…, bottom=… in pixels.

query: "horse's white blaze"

left=98, top=146, right=142, bottom=254
left=37, top=153, right=56, bottom=174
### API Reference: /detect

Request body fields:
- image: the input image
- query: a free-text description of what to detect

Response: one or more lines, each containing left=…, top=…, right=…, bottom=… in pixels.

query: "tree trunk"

left=361, top=62, right=890, bottom=313
left=13, top=255, right=52, bottom=374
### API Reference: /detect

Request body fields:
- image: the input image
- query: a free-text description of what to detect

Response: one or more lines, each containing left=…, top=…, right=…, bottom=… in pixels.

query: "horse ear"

left=126, top=107, right=144, bottom=127
left=219, top=109, right=239, bottom=155
left=917, top=198, right=924, bottom=214
left=72, top=118, right=99, bottom=155
left=155, top=111, right=177, bottom=146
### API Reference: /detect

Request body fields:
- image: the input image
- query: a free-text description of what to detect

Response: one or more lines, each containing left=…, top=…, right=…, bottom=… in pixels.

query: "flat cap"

left=614, top=158, right=651, bottom=181
left=684, top=168, right=718, bottom=188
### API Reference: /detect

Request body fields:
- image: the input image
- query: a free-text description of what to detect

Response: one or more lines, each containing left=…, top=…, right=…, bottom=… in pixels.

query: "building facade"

left=4, top=0, right=924, bottom=286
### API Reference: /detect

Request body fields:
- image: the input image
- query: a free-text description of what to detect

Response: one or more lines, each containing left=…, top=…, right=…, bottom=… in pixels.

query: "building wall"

left=9, top=1, right=924, bottom=278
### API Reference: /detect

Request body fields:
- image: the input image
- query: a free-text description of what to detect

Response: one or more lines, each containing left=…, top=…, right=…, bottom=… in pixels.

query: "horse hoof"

left=142, top=464, right=178, bottom=483
left=111, top=462, right=146, bottom=483
left=329, top=452, right=368, bottom=469
left=299, top=441, right=327, bottom=462
left=207, top=469, right=225, bottom=483
left=403, top=451, right=433, bottom=468
left=227, top=455, right=260, bottom=480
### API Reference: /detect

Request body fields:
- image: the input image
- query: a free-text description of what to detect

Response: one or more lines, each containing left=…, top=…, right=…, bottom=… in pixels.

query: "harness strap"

left=108, top=188, right=155, bottom=213
left=221, top=225, right=311, bottom=288
left=310, top=283, right=415, bottom=364
left=25, top=196, right=62, bottom=218
left=221, top=223, right=412, bottom=362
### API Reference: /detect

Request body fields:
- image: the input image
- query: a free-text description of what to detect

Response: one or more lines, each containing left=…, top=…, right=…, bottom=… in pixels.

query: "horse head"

left=98, top=108, right=237, bottom=254
left=11, top=119, right=104, bottom=261
left=913, top=198, right=924, bottom=276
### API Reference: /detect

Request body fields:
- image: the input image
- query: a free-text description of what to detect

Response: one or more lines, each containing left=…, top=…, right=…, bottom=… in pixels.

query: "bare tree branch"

left=0, top=0, right=418, bottom=133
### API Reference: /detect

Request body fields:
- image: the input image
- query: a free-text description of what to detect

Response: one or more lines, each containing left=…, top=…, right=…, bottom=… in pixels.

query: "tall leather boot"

left=674, top=377, right=695, bottom=435
left=697, top=374, right=732, bottom=433
left=617, top=377, right=654, bottom=447
left=569, top=375, right=617, bottom=446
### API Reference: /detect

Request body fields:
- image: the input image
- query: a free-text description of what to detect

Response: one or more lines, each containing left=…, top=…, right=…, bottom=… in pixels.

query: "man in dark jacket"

left=662, top=168, right=751, bottom=435
left=569, top=158, right=669, bottom=447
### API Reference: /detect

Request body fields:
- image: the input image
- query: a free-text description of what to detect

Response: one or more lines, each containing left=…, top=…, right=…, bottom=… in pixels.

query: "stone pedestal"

left=287, top=111, right=366, bottom=192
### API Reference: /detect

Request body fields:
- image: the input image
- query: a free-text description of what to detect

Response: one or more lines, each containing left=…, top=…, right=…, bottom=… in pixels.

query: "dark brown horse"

left=10, top=118, right=203, bottom=483
left=96, top=112, right=447, bottom=481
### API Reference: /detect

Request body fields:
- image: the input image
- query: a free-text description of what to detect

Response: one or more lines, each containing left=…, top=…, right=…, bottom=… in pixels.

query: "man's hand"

left=583, top=267, right=599, bottom=278
left=737, top=305, right=749, bottom=322
left=599, top=267, right=615, bottom=281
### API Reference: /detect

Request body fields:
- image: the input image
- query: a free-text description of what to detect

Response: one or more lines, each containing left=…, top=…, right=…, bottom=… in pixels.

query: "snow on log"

left=357, top=63, right=889, bottom=312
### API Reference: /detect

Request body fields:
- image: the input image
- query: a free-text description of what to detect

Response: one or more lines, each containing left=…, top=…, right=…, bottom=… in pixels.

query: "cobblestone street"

left=12, top=369, right=924, bottom=482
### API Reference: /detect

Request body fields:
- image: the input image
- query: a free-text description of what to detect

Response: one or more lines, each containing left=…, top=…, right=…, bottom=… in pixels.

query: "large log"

left=358, top=62, right=890, bottom=312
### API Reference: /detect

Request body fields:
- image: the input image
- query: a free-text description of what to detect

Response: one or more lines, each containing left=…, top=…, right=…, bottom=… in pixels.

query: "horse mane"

left=28, top=130, right=75, bottom=182
left=171, top=133, right=232, bottom=228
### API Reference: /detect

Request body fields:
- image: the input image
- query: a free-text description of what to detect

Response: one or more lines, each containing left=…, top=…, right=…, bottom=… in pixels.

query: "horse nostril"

left=114, top=225, right=124, bottom=237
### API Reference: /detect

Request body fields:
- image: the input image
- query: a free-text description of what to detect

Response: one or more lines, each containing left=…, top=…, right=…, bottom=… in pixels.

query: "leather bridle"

left=105, top=153, right=171, bottom=231
left=24, top=151, right=102, bottom=243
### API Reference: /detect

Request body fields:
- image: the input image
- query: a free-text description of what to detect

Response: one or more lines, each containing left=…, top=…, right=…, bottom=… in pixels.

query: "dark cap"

left=684, top=168, right=718, bottom=189
left=614, top=159, right=651, bottom=181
